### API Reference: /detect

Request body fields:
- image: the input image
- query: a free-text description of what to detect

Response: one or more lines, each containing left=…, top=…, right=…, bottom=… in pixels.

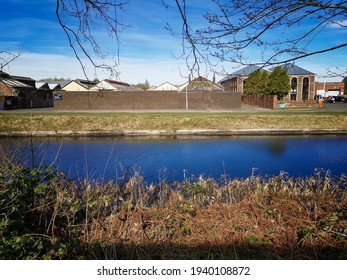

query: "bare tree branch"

left=0, top=48, right=23, bottom=71
left=55, top=0, right=130, bottom=80
left=172, top=0, right=218, bottom=78
left=174, top=0, right=347, bottom=76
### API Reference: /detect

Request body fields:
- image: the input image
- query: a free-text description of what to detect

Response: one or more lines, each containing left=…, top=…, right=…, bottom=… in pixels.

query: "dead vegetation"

left=1, top=160, right=346, bottom=259
left=1, top=112, right=347, bottom=132
left=54, top=171, right=347, bottom=259
left=78, top=172, right=347, bottom=259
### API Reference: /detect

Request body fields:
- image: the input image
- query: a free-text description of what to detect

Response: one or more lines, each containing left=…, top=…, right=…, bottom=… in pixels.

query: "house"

left=0, top=71, right=53, bottom=109
left=61, top=79, right=97, bottom=91
left=90, top=79, right=141, bottom=91
left=315, top=81, right=345, bottom=97
left=220, top=65, right=260, bottom=92
left=149, top=82, right=179, bottom=91
left=178, top=76, right=224, bottom=92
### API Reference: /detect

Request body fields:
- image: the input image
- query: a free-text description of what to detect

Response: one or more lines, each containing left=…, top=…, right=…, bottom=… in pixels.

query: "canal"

left=0, top=136, right=346, bottom=182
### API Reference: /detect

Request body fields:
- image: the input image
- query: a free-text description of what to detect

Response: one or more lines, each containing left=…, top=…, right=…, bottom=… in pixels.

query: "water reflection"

left=0, top=136, right=346, bottom=182
left=267, top=139, right=287, bottom=157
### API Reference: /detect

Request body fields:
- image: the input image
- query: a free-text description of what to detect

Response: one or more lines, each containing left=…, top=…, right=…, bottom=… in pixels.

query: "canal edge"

left=1, top=129, right=347, bottom=137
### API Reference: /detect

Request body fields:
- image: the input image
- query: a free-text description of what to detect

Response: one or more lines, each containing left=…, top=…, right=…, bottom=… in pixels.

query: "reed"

left=1, top=161, right=346, bottom=259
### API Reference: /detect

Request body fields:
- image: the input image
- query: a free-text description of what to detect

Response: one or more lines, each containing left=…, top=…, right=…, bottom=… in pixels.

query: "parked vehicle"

left=329, top=96, right=346, bottom=103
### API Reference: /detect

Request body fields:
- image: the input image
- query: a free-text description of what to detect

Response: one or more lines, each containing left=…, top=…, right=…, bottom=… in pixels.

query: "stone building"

left=280, top=63, right=315, bottom=101
left=220, top=63, right=316, bottom=101
left=219, top=65, right=260, bottom=92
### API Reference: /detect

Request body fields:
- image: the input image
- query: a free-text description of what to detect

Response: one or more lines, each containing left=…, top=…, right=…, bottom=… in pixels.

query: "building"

left=36, top=80, right=70, bottom=91
left=149, top=82, right=178, bottom=91
left=220, top=65, right=260, bottom=92
left=90, top=79, right=141, bottom=91
left=279, top=63, right=315, bottom=101
left=220, top=63, right=316, bottom=101
left=0, top=71, right=53, bottom=109
left=61, top=79, right=97, bottom=91
left=315, top=81, right=345, bottom=97
left=179, top=76, right=224, bottom=92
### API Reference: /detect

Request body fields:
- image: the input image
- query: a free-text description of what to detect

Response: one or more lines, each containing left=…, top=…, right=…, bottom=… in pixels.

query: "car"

left=329, top=96, right=346, bottom=103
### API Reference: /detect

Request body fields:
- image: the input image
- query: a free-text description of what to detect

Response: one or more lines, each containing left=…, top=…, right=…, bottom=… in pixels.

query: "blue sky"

left=1, top=0, right=346, bottom=85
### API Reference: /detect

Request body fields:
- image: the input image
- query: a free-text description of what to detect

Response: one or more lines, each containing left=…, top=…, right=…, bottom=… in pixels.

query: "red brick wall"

left=0, top=83, right=13, bottom=96
left=315, top=82, right=344, bottom=91
left=242, top=95, right=319, bottom=109
left=53, top=90, right=241, bottom=110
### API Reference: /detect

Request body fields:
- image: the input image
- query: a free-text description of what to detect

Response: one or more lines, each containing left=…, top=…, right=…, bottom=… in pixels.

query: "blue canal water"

left=0, top=136, right=346, bottom=182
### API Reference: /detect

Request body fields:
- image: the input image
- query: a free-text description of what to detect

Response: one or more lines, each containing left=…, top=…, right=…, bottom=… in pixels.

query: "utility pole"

left=186, top=74, right=190, bottom=111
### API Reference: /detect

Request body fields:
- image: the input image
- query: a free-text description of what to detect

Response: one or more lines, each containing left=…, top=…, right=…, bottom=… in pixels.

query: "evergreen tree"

left=260, top=70, right=270, bottom=95
left=243, top=70, right=269, bottom=96
left=268, top=66, right=290, bottom=99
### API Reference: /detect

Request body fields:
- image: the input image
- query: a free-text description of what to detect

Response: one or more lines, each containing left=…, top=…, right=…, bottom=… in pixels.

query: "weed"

left=0, top=161, right=346, bottom=259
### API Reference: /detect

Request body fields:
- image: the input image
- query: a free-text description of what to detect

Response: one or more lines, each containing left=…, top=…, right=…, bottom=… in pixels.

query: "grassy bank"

left=1, top=161, right=346, bottom=260
left=1, top=111, right=347, bottom=132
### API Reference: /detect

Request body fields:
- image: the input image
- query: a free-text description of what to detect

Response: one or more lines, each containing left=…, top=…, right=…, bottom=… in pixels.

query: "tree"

left=3, top=1, right=346, bottom=79
left=268, top=66, right=290, bottom=99
left=243, top=70, right=269, bottom=96
left=173, top=0, right=347, bottom=76
left=134, top=79, right=151, bottom=90
left=55, top=0, right=130, bottom=78
left=1, top=1, right=129, bottom=78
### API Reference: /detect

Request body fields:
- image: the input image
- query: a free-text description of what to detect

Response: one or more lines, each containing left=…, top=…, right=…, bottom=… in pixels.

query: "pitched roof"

left=105, top=79, right=130, bottom=87
left=38, top=79, right=71, bottom=89
left=220, top=65, right=261, bottom=82
left=1, top=78, right=33, bottom=88
left=75, top=79, right=97, bottom=89
left=150, top=82, right=178, bottom=91
left=179, top=76, right=224, bottom=92
left=0, top=70, right=10, bottom=78
left=91, top=79, right=141, bottom=91
left=276, top=63, right=315, bottom=75
left=0, top=70, right=35, bottom=87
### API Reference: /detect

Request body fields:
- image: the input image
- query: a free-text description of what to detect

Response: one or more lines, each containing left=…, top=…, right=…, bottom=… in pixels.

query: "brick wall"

left=53, top=90, right=241, bottom=110
left=315, top=82, right=344, bottom=95
left=242, top=95, right=277, bottom=109
left=0, top=83, right=12, bottom=96
left=242, top=95, right=319, bottom=109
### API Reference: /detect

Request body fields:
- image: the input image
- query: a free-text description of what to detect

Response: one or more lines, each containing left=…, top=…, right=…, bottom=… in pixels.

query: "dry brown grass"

left=1, top=112, right=347, bottom=132
left=1, top=160, right=346, bottom=259
left=78, top=173, right=347, bottom=259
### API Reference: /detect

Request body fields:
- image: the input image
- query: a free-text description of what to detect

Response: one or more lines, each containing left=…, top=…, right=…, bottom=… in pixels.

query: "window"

left=291, top=77, right=297, bottom=100
left=302, top=77, right=309, bottom=100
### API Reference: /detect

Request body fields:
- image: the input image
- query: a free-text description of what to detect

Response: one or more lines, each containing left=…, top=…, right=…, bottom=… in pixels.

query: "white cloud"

left=7, top=52, right=86, bottom=80
left=329, top=20, right=347, bottom=28
left=4, top=51, right=195, bottom=86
